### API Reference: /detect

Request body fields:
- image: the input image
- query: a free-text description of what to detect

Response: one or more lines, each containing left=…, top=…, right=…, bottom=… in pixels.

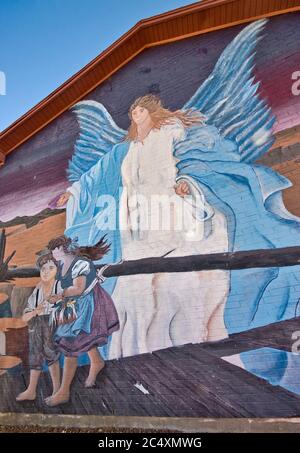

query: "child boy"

left=16, top=253, right=61, bottom=401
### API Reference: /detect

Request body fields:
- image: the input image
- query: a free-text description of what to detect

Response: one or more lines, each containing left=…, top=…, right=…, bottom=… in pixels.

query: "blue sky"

left=0, top=0, right=195, bottom=132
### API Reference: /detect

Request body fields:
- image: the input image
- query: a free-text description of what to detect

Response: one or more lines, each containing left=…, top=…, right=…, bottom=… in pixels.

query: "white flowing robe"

left=109, top=122, right=229, bottom=358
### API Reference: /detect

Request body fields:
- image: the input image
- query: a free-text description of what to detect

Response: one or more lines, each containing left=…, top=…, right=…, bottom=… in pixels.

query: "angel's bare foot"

left=16, top=389, right=36, bottom=401
left=45, top=390, right=70, bottom=406
left=85, top=361, right=105, bottom=388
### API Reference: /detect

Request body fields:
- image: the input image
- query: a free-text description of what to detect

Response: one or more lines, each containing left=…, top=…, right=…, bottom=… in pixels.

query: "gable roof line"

left=1, top=0, right=300, bottom=162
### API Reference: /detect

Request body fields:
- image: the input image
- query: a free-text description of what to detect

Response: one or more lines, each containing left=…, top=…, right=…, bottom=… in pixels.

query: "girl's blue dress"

left=54, top=257, right=119, bottom=357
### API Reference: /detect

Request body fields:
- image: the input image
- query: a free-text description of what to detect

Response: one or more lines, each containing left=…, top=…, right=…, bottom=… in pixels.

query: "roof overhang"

left=1, top=0, right=300, bottom=159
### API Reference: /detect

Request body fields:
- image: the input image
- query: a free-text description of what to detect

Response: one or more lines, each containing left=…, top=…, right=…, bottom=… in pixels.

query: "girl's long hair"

left=47, top=235, right=110, bottom=261
left=125, top=94, right=205, bottom=141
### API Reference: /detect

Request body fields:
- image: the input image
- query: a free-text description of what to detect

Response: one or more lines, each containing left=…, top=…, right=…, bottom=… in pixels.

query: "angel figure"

left=55, top=20, right=300, bottom=387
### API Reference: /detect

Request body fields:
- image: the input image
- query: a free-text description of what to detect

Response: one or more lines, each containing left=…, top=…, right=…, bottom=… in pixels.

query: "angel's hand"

left=56, top=192, right=72, bottom=207
left=174, top=181, right=190, bottom=197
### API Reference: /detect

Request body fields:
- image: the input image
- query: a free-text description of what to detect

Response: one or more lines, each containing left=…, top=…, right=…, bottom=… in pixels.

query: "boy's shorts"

left=28, top=315, right=60, bottom=370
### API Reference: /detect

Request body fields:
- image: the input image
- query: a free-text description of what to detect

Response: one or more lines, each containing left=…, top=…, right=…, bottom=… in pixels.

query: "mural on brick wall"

left=1, top=16, right=300, bottom=416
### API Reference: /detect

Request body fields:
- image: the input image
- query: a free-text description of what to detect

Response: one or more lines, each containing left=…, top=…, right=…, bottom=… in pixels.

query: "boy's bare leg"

left=46, top=357, right=77, bottom=406
left=48, top=361, right=61, bottom=395
left=85, top=347, right=105, bottom=388
left=16, top=370, right=41, bottom=401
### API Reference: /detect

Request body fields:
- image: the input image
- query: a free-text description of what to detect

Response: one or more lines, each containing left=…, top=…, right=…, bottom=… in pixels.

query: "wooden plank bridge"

left=1, top=316, right=300, bottom=418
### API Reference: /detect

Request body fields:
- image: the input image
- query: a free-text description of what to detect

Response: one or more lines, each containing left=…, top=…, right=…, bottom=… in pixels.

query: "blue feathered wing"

left=183, top=19, right=275, bottom=163
left=67, top=100, right=126, bottom=182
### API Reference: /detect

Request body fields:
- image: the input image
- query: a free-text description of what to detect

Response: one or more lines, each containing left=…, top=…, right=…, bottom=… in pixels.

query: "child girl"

left=46, top=235, right=119, bottom=406
left=16, top=253, right=61, bottom=401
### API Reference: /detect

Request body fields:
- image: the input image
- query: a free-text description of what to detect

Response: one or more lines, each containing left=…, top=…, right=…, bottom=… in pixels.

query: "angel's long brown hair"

left=48, top=235, right=110, bottom=261
left=125, top=94, right=204, bottom=142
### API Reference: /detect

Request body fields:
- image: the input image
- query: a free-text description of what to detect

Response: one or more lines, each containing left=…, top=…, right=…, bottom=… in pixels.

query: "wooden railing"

left=1, top=228, right=300, bottom=282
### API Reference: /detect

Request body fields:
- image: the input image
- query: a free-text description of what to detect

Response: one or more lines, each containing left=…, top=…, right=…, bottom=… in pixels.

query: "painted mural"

left=1, top=15, right=300, bottom=416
